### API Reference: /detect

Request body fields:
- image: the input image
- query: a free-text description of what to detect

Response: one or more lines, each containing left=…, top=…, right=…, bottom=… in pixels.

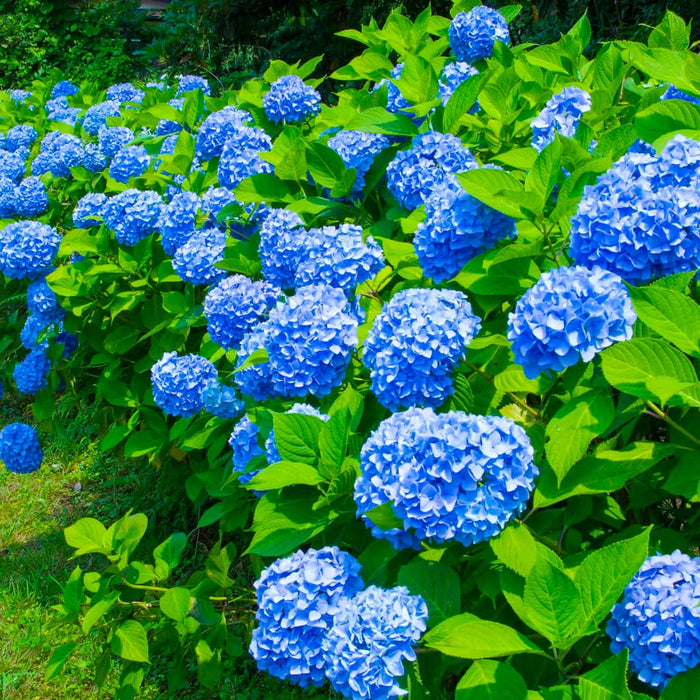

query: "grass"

left=0, top=396, right=338, bottom=699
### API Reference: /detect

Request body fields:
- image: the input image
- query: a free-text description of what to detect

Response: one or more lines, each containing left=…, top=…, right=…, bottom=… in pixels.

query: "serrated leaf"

left=443, top=72, right=487, bottom=133
left=271, top=413, right=324, bottom=465
left=635, top=99, right=700, bottom=143
left=663, top=452, right=700, bottom=501
left=456, top=660, right=528, bottom=700
left=648, top=11, right=689, bottom=51
left=579, top=650, right=632, bottom=700
left=490, top=523, right=539, bottom=578
left=345, top=107, right=419, bottom=136
left=397, top=559, right=460, bottom=626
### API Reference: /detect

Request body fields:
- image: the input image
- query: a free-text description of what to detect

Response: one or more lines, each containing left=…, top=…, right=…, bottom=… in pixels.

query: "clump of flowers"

left=82, top=101, right=121, bottom=135
left=196, top=106, right=251, bottom=160
left=258, top=208, right=309, bottom=288
left=150, top=351, right=217, bottom=418
left=103, top=190, right=164, bottom=246
left=327, top=130, right=390, bottom=197
left=109, top=145, right=150, bottom=183
left=106, top=82, right=144, bottom=104
left=449, top=6, right=510, bottom=63
left=73, top=192, right=107, bottom=228
left=98, top=126, right=134, bottom=158
left=217, top=126, right=273, bottom=190
left=607, top=550, right=700, bottom=689
left=27, top=280, right=62, bottom=320
left=13, top=348, right=51, bottom=395
left=661, top=85, right=700, bottom=106
left=157, top=190, right=201, bottom=255
left=355, top=407, right=538, bottom=549
left=51, top=80, right=79, bottom=99
left=363, top=288, right=481, bottom=411
left=14, top=177, right=48, bottom=217
left=0, top=423, right=43, bottom=474
left=507, top=265, right=636, bottom=379
left=201, top=382, right=244, bottom=419
left=531, top=87, right=592, bottom=152
left=0, top=150, right=26, bottom=182
left=229, top=416, right=264, bottom=485
left=32, top=132, right=84, bottom=179
left=171, top=227, right=226, bottom=286
left=438, top=61, right=479, bottom=106
left=7, top=125, right=38, bottom=152
left=175, top=75, right=210, bottom=96
left=82, top=143, right=108, bottom=173
left=0, top=221, right=60, bottom=279
left=263, top=75, right=321, bottom=123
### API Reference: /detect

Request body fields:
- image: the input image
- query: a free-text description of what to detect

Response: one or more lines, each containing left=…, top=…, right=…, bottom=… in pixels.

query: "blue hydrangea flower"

left=323, top=586, right=428, bottom=700
left=265, top=404, right=328, bottom=464
left=196, top=106, right=251, bottom=160
left=386, top=131, right=477, bottom=210
left=204, top=274, right=280, bottom=350
left=57, top=329, right=78, bottom=358
left=82, top=143, right=108, bottom=173
left=294, top=224, right=385, bottom=293
left=217, top=127, right=273, bottom=190
left=414, top=176, right=516, bottom=281
left=531, top=87, right=592, bottom=152
left=10, top=89, right=32, bottom=103
left=7, top=125, right=37, bottom=153
left=0, top=221, right=60, bottom=279
left=109, top=145, right=150, bottom=183
left=27, top=279, right=62, bottom=319
left=449, top=6, right=510, bottom=63
left=229, top=416, right=265, bottom=484
left=14, top=177, right=48, bottom=217
left=202, top=381, right=244, bottom=419
left=507, top=265, right=636, bottom=379
left=171, top=227, right=226, bottom=286
left=0, top=423, right=42, bottom=474
left=201, top=187, right=241, bottom=228
left=363, top=288, right=481, bottom=411
left=158, top=190, right=200, bottom=255
left=151, top=351, right=218, bottom=417
left=0, top=150, right=26, bottom=182
left=372, top=63, right=412, bottom=115
left=13, top=348, right=51, bottom=395
left=263, top=75, right=321, bottom=124
left=607, top=551, right=700, bottom=689
left=98, top=126, right=134, bottom=158
left=258, top=208, right=309, bottom=288
left=51, top=80, right=79, bottom=98
left=82, top=101, right=121, bottom=135
left=235, top=285, right=360, bottom=400
left=175, top=75, right=210, bottom=96
left=21, top=314, right=52, bottom=349
left=32, top=133, right=84, bottom=178
left=569, top=135, right=700, bottom=282
left=0, top=176, right=16, bottom=217
left=439, top=61, right=479, bottom=107
left=661, top=85, right=700, bottom=106
left=250, top=547, right=364, bottom=688
left=327, top=130, right=389, bottom=196
left=156, top=98, right=184, bottom=136
left=48, top=105, right=82, bottom=127
left=73, top=192, right=108, bottom=228
left=355, top=407, right=538, bottom=549
left=106, top=82, right=144, bottom=104
left=103, top=189, right=164, bottom=246
left=234, top=323, right=277, bottom=401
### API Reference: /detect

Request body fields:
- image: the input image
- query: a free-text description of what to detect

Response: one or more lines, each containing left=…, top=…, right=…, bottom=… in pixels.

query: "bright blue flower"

left=201, top=187, right=241, bottom=227
left=531, top=87, right=592, bottom=152
left=158, top=190, right=200, bottom=255
left=20, top=314, right=52, bottom=349
left=235, top=285, right=360, bottom=400
left=661, top=85, right=700, bottom=106
left=82, top=143, right=108, bottom=173
left=386, top=131, right=477, bottom=210
left=32, top=133, right=84, bottom=178
left=250, top=547, right=364, bottom=688
left=569, top=135, right=700, bottom=282
left=507, top=265, right=636, bottom=379
left=607, top=550, right=700, bottom=689
left=73, top=192, right=108, bottom=228
left=0, top=151, right=26, bottom=182
left=439, top=61, right=479, bottom=107
left=355, top=407, right=538, bottom=549
left=327, top=130, right=389, bottom=196
left=0, top=176, right=16, bottom=217
left=14, top=177, right=48, bottom=217
left=0, top=221, right=60, bottom=279
left=13, top=348, right=51, bottom=395
left=373, top=63, right=412, bottom=115
left=202, top=381, right=244, bottom=419
left=109, top=145, right=150, bottom=183
left=103, top=189, right=164, bottom=246
left=258, top=208, right=309, bottom=288
left=175, top=75, right=210, bottom=96
left=156, top=98, right=184, bottom=136
left=323, top=585, right=428, bottom=700
left=263, top=75, right=321, bottom=124
left=150, top=351, right=217, bottom=417
left=234, top=323, right=277, bottom=401
left=7, top=125, right=37, bottom=153
left=51, top=80, right=79, bottom=98
left=414, top=175, right=515, bottom=281
left=27, top=279, right=62, bottom=319
left=83, top=101, right=122, bottom=135
left=265, top=404, right=328, bottom=464
left=98, top=126, right=134, bottom=158
left=106, top=82, right=144, bottom=104
left=0, top=423, right=42, bottom=473
left=217, top=126, right=273, bottom=190
left=10, top=89, right=32, bottom=103
left=172, top=227, right=226, bottom=286
left=449, top=6, right=510, bottom=63
left=196, top=106, right=251, bottom=159
left=48, top=105, right=82, bottom=126
left=363, top=288, right=481, bottom=411
left=204, top=274, right=280, bottom=350
left=294, top=224, right=385, bottom=293
left=229, top=416, right=264, bottom=484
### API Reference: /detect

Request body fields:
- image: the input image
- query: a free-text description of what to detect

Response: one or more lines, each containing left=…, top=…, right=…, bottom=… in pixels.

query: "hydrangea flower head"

left=106, top=82, right=144, bottom=104
left=151, top=351, right=218, bottom=417
left=21, top=313, right=52, bottom=349
left=98, top=126, right=134, bottom=158
left=355, top=407, right=538, bottom=549
left=531, top=87, right=592, bottom=152
left=0, top=221, right=60, bottom=279
left=507, top=265, right=636, bottom=379
left=0, top=151, right=26, bottom=182
left=327, top=130, right=389, bottom=196
left=363, top=288, right=481, bottom=411
left=82, top=143, right=108, bottom=173
left=201, top=186, right=240, bottom=227
left=439, top=61, right=479, bottom=107
left=7, top=125, right=38, bottom=152
left=0, top=176, right=15, bottom=217
left=386, top=131, right=477, bottom=210
left=13, top=348, right=51, bottom=395
left=258, top=208, right=309, bottom=288
left=233, top=323, right=277, bottom=401
left=73, top=192, right=108, bottom=228
left=172, top=227, right=226, bottom=286
left=0, top=423, right=42, bottom=474
left=109, top=145, right=150, bottom=183
left=323, top=586, right=428, bottom=699
left=217, top=126, right=273, bottom=190
left=156, top=99, right=183, bottom=136
left=202, top=382, right=244, bottom=419
left=14, top=177, right=48, bottom=217
left=82, top=101, right=121, bottom=135
left=27, top=279, right=63, bottom=320
left=51, top=80, right=79, bottom=99
left=10, top=89, right=32, bottom=103
left=415, top=176, right=515, bottom=281
left=607, top=551, right=700, bottom=689
left=158, top=190, right=200, bottom=255
left=449, top=6, right=510, bottom=63
left=263, top=75, right=321, bottom=124
left=661, top=85, right=700, bottom=106
left=250, top=547, right=364, bottom=688
left=204, top=274, right=280, bottom=350
left=229, top=416, right=264, bottom=484
left=175, top=75, right=211, bottom=96
left=196, top=106, right=252, bottom=159
left=32, top=132, right=84, bottom=179
left=103, top=190, right=164, bottom=246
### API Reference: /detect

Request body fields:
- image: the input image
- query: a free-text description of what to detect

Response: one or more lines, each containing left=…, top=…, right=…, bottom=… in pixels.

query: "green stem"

left=645, top=400, right=700, bottom=447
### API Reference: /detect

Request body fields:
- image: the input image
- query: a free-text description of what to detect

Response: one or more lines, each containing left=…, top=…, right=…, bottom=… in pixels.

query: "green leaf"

left=206, top=541, right=236, bottom=588
left=246, top=461, right=324, bottom=490
left=235, top=173, right=293, bottom=203
left=195, top=639, right=222, bottom=688
left=328, top=385, right=364, bottom=430
left=443, top=73, right=488, bottom=133
left=458, top=169, right=540, bottom=220
left=579, top=650, right=632, bottom=700
left=45, top=642, right=77, bottom=681
left=648, top=11, right=689, bottom=51
left=64, top=518, right=111, bottom=556
left=393, top=54, right=438, bottom=104
left=660, top=666, right=700, bottom=699
left=271, top=412, right=323, bottom=465
left=111, top=619, right=150, bottom=663
left=233, top=348, right=269, bottom=373
left=345, top=107, right=419, bottom=136
left=545, top=389, right=615, bottom=484
left=82, top=590, right=119, bottom=633
left=107, top=512, right=148, bottom=565
left=153, top=532, right=187, bottom=580
left=318, top=410, right=349, bottom=477
left=527, top=139, right=563, bottom=202
left=456, top=660, right=528, bottom=700
left=490, top=523, right=539, bottom=578
left=635, top=100, right=700, bottom=143
left=306, top=142, right=348, bottom=189
left=398, top=559, right=460, bottom=626
left=159, top=587, right=191, bottom=621
left=124, top=430, right=163, bottom=458
left=365, top=501, right=404, bottom=531
left=663, top=452, right=700, bottom=501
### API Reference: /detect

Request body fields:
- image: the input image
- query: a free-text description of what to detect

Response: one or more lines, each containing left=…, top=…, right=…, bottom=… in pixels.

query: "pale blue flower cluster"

left=327, top=130, right=390, bottom=196
left=103, top=189, right=164, bottom=246
left=82, top=143, right=108, bottom=172
left=98, top=126, right=134, bottom=158
left=258, top=208, right=309, bottom=288
left=13, top=348, right=51, bottom=395
left=157, top=190, right=200, bottom=254
left=201, top=187, right=239, bottom=227
left=217, top=126, right=273, bottom=190
left=661, top=85, right=700, bottom=106
left=201, top=382, right=244, bottom=419
left=27, top=280, right=62, bottom=319
left=0, top=177, right=14, bottom=216
left=531, top=87, right=592, bottom=152
left=0, top=151, right=26, bottom=182
left=15, top=177, right=49, bottom=217
left=373, top=63, right=411, bottom=115
left=51, top=81, right=79, bottom=99
left=204, top=274, right=280, bottom=350
left=449, top=6, right=510, bottom=63
left=171, top=227, right=226, bottom=285
left=106, top=82, right=144, bottom=104
left=569, top=135, right=700, bottom=282
left=386, top=131, right=476, bottom=210
left=21, top=314, right=52, bottom=349
left=156, top=98, right=184, bottom=136
left=32, top=132, right=84, bottom=179
left=82, top=101, right=121, bottom=135
left=175, top=75, right=210, bottom=96
left=234, top=323, right=276, bottom=401
left=0, top=423, right=43, bottom=474
left=355, top=407, right=537, bottom=549
left=415, top=176, right=515, bottom=281
left=438, top=61, right=479, bottom=106
left=508, top=265, right=636, bottom=378
left=7, top=125, right=37, bottom=152
left=10, top=89, right=32, bottom=103
left=46, top=96, right=81, bottom=126
left=607, top=551, right=700, bottom=689
left=263, top=75, right=321, bottom=124
left=250, top=547, right=364, bottom=688
left=196, top=106, right=251, bottom=159
left=73, top=192, right=107, bottom=228
left=109, top=145, right=150, bottom=183
left=229, top=416, right=264, bottom=484
left=151, top=351, right=218, bottom=417
left=363, top=288, right=481, bottom=411
left=0, top=221, right=60, bottom=279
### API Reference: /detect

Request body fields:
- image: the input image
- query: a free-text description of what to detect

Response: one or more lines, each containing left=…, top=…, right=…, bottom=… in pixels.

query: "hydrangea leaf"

left=159, top=587, right=191, bottom=621
left=443, top=72, right=488, bottom=134
left=578, top=649, right=632, bottom=700
left=270, top=412, right=323, bottom=465
left=245, top=461, right=323, bottom=490
left=490, top=522, right=539, bottom=578
left=634, top=99, right=700, bottom=144
left=455, top=659, right=528, bottom=700
left=662, top=452, right=700, bottom=501
left=397, top=559, right=460, bottom=626
left=64, top=517, right=111, bottom=556
left=153, top=532, right=187, bottom=579
left=659, top=666, right=700, bottom=699
left=648, top=10, right=690, bottom=51
left=345, top=107, right=419, bottom=136
left=111, top=619, right=150, bottom=663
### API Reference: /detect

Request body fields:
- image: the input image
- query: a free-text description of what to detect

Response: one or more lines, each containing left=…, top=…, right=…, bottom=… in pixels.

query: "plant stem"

left=645, top=400, right=700, bottom=447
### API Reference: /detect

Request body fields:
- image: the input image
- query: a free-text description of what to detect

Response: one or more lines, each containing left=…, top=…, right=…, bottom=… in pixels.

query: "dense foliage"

left=1, top=1, right=700, bottom=698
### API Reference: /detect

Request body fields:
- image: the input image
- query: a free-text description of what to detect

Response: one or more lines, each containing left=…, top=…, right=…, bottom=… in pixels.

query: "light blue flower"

left=327, top=130, right=390, bottom=196
left=0, top=423, right=42, bottom=474
left=151, top=351, right=217, bottom=417
left=531, top=87, right=592, bottom=152
left=258, top=208, right=309, bottom=288
left=13, top=348, right=51, bottom=395
left=106, top=82, right=144, bottom=104
left=103, top=190, right=164, bottom=246
left=196, top=106, right=251, bottom=159
left=7, top=125, right=37, bottom=153
left=217, top=126, right=273, bottom=190
left=82, top=101, right=121, bottom=135
left=98, top=126, right=134, bottom=158
left=202, top=382, right=244, bottom=419
left=438, top=61, right=479, bottom=107
left=157, top=190, right=200, bottom=255
left=109, top=145, right=150, bottom=183
left=263, top=75, right=321, bottom=123
left=73, top=192, right=107, bottom=228
left=171, top=227, right=227, bottom=286
left=0, top=221, right=60, bottom=279
left=175, top=75, right=210, bottom=96
left=449, top=6, right=510, bottom=63
left=14, top=177, right=48, bottom=217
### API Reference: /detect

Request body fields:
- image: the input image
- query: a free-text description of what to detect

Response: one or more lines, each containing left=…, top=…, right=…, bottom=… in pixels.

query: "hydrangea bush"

left=1, top=4, right=700, bottom=700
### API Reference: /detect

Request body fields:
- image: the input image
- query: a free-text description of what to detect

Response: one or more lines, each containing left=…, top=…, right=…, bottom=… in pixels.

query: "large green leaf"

left=271, top=412, right=324, bottom=465
left=579, top=650, right=632, bottom=700
left=397, top=559, right=461, bottom=626
left=111, top=620, right=149, bottom=663
left=159, top=587, right=191, bottom=622
left=64, top=518, right=111, bottom=556
left=345, top=107, right=419, bottom=136
left=245, top=461, right=324, bottom=490
left=634, top=99, right=700, bottom=143
left=490, top=523, right=539, bottom=578
left=660, top=666, right=700, bottom=699
left=455, top=660, right=528, bottom=700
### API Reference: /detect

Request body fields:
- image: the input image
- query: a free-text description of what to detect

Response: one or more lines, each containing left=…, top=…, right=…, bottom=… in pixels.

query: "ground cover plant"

left=1, top=2, right=700, bottom=698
